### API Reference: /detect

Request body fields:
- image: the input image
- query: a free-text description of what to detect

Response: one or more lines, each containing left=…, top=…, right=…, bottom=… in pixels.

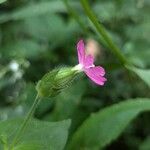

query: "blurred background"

left=0, top=0, right=149, bottom=149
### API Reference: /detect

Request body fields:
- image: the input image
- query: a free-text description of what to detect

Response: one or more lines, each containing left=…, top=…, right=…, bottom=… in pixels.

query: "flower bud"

left=36, top=67, right=78, bottom=98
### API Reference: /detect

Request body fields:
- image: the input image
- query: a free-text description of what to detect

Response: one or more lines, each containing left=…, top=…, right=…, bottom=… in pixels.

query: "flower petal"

left=88, top=66, right=105, bottom=76
left=77, top=40, right=85, bottom=64
left=85, top=67, right=107, bottom=85
left=84, top=55, right=94, bottom=68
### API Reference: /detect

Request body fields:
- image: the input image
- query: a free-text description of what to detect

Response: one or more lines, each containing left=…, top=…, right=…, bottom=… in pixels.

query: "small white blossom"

left=9, top=60, right=19, bottom=72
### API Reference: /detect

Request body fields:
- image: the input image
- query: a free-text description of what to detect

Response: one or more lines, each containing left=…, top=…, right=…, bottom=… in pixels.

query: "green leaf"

left=0, top=0, right=6, bottom=4
left=68, top=98, right=150, bottom=150
left=0, top=1, right=66, bottom=23
left=1, top=40, right=45, bottom=59
left=47, top=81, right=86, bottom=121
left=126, top=65, right=150, bottom=87
left=0, top=1, right=78, bottom=23
left=139, top=137, right=150, bottom=150
left=0, top=119, right=71, bottom=150
left=125, top=21, right=150, bottom=42
left=123, top=40, right=150, bottom=68
left=23, top=15, right=66, bottom=44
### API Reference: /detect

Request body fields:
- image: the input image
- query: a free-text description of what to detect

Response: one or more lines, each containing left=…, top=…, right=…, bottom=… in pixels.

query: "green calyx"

left=36, top=67, right=79, bottom=98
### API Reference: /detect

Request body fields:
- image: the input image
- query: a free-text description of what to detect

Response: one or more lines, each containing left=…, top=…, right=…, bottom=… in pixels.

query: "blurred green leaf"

left=126, top=65, right=150, bottom=87
left=124, top=42, right=150, bottom=68
left=0, top=106, right=26, bottom=121
left=68, top=98, right=150, bottom=150
left=94, top=0, right=149, bottom=22
left=1, top=40, right=45, bottom=59
left=93, top=1, right=116, bottom=22
left=0, top=1, right=67, bottom=23
left=140, top=137, right=150, bottom=150
left=23, top=15, right=66, bottom=44
left=0, top=119, right=71, bottom=150
left=0, top=0, right=6, bottom=4
left=47, top=81, right=86, bottom=121
left=125, top=22, right=150, bottom=42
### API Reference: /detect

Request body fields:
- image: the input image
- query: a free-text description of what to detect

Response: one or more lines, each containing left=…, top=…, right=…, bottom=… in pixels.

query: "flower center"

left=72, top=64, right=83, bottom=72
left=85, top=64, right=95, bottom=69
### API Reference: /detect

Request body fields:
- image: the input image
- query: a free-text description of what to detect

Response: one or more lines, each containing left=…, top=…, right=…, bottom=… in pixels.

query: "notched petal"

left=77, top=40, right=85, bottom=64
left=84, top=67, right=107, bottom=86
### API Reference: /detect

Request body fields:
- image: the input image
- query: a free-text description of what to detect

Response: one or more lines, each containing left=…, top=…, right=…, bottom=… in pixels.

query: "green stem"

left=63, top=0, right=89, bottom=34
left=9, top=94, right=41, bottom=149
left=64, top=0, right=109, bottom=49
left=80, top=0, right=128, bottom=65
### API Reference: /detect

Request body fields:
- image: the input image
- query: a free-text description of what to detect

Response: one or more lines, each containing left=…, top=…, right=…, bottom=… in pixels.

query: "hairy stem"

left=9, top=95, right=41, bottom=149
left=80, top=0, right=128, bottom=65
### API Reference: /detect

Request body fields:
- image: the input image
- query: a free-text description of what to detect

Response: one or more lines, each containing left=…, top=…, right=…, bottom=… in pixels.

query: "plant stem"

left=80, top=0, right=128, bottom=65
left=64, top=0, right=110, bottom=50
left=63, top=0, right=89, bottom=34
left=9, top=94, right=41, bottom=149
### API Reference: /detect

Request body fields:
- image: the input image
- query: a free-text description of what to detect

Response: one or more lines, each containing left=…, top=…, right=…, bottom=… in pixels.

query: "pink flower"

left=73, top=40, right=107, bottom=86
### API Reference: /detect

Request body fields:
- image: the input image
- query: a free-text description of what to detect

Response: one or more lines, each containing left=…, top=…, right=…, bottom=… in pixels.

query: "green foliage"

left=0, top=1, right=66, bottom=23
left=0, top=0, right=6, bottom=4
left=47, top=81, right=86, bottom=121
left=127, top=65, right=150, bottom=87
left=68, top=98, right=150, bottom=150
left=140, top=137, right=150, bottom=150
left=0, top=119, right=71, bottom=150
left=1, top=40, right=44, bottom=59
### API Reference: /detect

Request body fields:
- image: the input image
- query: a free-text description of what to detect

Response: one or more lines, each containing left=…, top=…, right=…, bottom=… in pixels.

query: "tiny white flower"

left=9, top=60, right=19, bottom=72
